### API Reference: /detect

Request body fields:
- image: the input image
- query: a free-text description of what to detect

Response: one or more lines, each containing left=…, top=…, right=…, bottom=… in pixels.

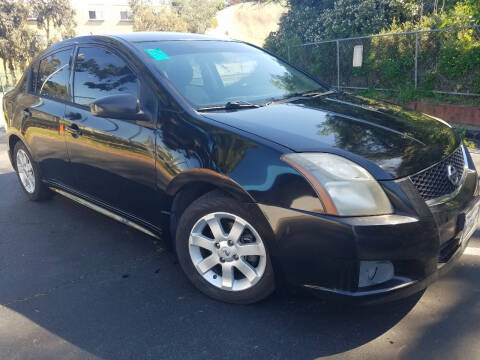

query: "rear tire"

left=13, top=142, right=51, bottom=201
left=176, top=190, right=275, bottom=304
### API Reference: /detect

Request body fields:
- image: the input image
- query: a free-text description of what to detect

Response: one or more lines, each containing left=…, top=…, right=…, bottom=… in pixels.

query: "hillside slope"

left=206, top=2, right=287, bottom=46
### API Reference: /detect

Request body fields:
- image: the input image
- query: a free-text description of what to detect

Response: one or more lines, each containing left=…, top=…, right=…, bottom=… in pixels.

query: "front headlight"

left=282, top=153, right=393, bottom=216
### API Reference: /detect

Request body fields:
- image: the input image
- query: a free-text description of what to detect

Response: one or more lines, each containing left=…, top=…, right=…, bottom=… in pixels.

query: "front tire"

left=13, top=142, right=51, bottom=201
left=176, top=190, right=275, bottom=304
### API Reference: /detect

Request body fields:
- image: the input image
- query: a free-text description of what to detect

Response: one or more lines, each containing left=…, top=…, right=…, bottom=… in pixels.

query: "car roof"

left=112, top=32, right=225, bottom=42
left=49, top=32, right=225, bottom=47
left=42, top=32, right=232, bottom=56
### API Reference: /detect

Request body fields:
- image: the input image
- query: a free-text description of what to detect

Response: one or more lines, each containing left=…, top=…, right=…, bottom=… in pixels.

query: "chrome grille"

left=409, top=146, right=465, bottom=201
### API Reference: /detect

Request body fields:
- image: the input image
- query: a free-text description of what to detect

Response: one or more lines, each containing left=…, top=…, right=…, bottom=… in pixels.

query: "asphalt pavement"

left=0, top=129, right=480, bottom=360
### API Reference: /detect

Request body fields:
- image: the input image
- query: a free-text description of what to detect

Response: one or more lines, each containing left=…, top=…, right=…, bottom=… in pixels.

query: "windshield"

left=134, top=40, right=327, bottom=108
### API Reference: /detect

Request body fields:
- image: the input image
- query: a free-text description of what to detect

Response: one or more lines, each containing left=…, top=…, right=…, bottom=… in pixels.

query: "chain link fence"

left=288, top=26, right=480, bottom=97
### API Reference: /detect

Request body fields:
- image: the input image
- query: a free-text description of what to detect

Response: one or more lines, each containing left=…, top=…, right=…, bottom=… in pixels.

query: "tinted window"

left=135, top=41, right=324, bottom=107
left=37, top=50, right=71, bottom=100
left=73, top=47, right=138, bottom=106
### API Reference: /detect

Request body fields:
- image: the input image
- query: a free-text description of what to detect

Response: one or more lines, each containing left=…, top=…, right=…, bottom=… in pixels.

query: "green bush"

left=439, top=37, right=480, bottom=78
left=268, top=0, right=480, bottom=103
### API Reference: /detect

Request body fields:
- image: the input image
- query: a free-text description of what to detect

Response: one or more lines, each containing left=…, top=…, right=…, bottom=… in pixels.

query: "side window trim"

left=25, top=64, right=34, bottom=94
left=38, top=63, right=69, bottom=94
left=35, top=46, right=74, bottom=102
left=72, top=44, right=140, bottom=107
left=68, top=45, right=78, bottom=101
left=67, top=42, right=160, bottom=125
left=70, top=45, right=81, bottom=108
left=31, top=60, right=40, bottom=94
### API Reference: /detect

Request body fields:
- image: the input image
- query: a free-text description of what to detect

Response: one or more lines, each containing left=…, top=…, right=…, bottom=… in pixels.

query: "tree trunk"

left=46, top=19, right=50, bottom=44
left=9, top=61, right=17, bottom=84
left=0, top=69, right=4, bottom=93
left=2, top=60, right=9, bottom=87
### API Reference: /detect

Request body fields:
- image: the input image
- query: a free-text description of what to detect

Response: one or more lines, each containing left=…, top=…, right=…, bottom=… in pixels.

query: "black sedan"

left=3, top=32, right=479, bottom=304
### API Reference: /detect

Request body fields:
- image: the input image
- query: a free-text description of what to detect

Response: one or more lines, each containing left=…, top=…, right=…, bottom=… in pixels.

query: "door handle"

left=23, top=109, right=32, bottom=120
left=66, top=124, right=82, bottom=137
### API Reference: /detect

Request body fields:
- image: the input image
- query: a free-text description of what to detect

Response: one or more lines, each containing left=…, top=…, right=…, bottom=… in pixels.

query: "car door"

left=19, top=48, right=75, bottom=186
left=64, top=44, right=159, bottom=224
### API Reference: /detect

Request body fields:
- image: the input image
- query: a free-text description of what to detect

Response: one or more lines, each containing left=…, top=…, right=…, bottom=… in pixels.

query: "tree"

left=316, top=0, right=415, bottom=40
left=0, top=0, right=43, bottom=85
left=266, top=0, right=416, bottom=49
left=172, top=0, right=225, bottom=33
left=0, top=0, right=25, bottom=82
left=129, top=0, right=188, bottom=32
left=30, top=0, right=76, bottom=45
left=227, top=0, right=285, bottom=4
left=130, top=0, right=224, bottom=34
left=264, top=0, right=422, bottom=59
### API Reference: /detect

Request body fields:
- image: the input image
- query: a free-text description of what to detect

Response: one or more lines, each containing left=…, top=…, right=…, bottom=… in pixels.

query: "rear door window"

left=36, top=49, right=72, bottom=100
left=73, top=47, right=138, bottom=106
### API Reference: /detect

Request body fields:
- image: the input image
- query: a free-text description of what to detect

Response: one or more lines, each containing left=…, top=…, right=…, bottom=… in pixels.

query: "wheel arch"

left=166, top=169, right=256, bottom=242
left=7, top=133, right=24, bottom=170
left=167, top=169, right=254, bottom=202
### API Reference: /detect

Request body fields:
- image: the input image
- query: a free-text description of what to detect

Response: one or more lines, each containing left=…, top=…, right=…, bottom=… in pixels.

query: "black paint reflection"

left=313, top=93, right=459, bottom=175
left=73, top=47, right=138, bottom=106
left=37, top=50, right=71, bottom=100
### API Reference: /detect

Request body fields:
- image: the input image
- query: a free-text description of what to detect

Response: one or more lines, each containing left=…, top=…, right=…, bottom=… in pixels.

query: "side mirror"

left=90, top=93, right=151, bottom=121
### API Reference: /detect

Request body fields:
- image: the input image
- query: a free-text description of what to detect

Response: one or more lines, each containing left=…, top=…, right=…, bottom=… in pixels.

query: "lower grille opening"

left=438, top=237, right=461, bottom=263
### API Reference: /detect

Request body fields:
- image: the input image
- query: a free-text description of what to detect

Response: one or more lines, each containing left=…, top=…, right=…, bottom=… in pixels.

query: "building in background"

left=74, top=0, right=134, bottom=35
left=24, top=0, right=283, bottom=44
left=26, top=0, right=171, bottom=37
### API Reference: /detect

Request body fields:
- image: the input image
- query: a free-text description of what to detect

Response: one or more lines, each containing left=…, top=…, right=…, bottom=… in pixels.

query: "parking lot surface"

left=1, top=128, right=480, bottom=360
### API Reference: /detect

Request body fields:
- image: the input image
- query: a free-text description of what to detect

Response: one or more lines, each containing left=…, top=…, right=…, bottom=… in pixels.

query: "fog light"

left=359, top=261, right=394, bottom=288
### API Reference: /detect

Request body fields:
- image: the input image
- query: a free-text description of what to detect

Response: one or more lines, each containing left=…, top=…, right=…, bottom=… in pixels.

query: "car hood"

left=202, top=93, right=460, bottom=179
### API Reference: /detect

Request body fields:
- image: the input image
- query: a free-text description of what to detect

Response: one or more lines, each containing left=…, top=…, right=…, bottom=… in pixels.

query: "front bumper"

left=255, top=167, right=479, bottom=304
left=304, top=203, right=477, bottom=305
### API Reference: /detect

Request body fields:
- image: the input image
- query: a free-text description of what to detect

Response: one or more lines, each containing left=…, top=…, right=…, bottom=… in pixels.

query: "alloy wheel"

left=16, top=149, right=36, bottom=194
left=188, top=212, right=267, bottom=292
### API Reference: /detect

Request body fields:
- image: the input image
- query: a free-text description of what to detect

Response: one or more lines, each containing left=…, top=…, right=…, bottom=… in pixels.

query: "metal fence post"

left=336, top=40, right=340, bottom=89
left=414, top=31, right=419, bottom=88
left=294, top=25, right=479, bottom=96
left=287, top=45, right=291, bottom=62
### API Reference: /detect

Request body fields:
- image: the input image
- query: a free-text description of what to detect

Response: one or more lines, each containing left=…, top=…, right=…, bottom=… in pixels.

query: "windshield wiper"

left=266, top=89, right=337, bottom=106
left=197, top=101, right=263, bottom=112
left=301, top=89, right=337, bottom=97
left=196, top=90, right=336, bottom=111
